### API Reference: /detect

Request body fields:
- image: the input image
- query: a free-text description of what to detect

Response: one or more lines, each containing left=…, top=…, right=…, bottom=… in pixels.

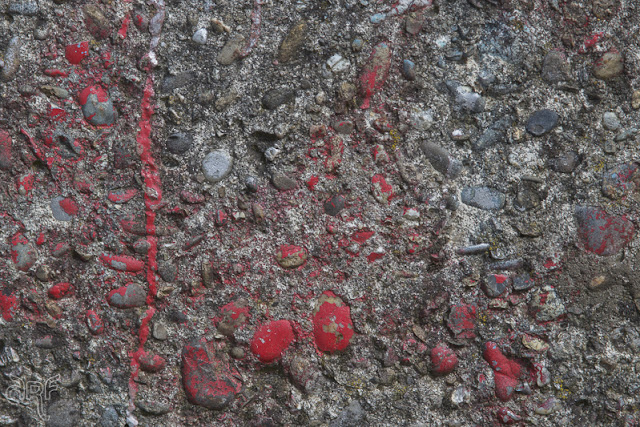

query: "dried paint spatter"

left=250, top=320, right=295, bottom=363
left=483, top=341, right=527, bottom=401
left=65, top=42, right=89, bottom=64
left=313, top=291, right=354, bottom=352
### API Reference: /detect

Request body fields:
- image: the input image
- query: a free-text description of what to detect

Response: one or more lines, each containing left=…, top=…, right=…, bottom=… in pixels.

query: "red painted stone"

left=430, top=343, right=458, bottom=375
left=108, top=188, right=138, bottom=203
left=0, top=288, right=18, bottom=321
left=138, top=351, right=167, bottom=372
left=359, top=42, right=392, bottom=109
left=483, top=341, right=526, bottom=401
left=497, top=407, right=522, bottom=424
left=575, top=206, right=635, bottom=256
left=65, top=42, right=89, bottom=64
left=182, top=337, right=243, bottom=410
left=59, top=197, right=79, bottom=216
left=48, top=282, right=73, bottom=300
left=100, top=254, right=145, bottom=272
left=371, top=174, right=394, bottom=204
left=250, top=320, right=295, bottom=363
left=275, top=244, right=307, bottom=269
left=313, top=291, right=354, bottom=352
left=86, top=310, right=104, bottom=335
left=78, top=85, right=109, bottom=105
left=447, top=304, right=477, bottom=339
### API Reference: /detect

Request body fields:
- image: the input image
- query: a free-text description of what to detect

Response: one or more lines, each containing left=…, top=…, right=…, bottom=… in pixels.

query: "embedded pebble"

left=202, top=149, right=233, bottom=182
left=461, top=187, right=506, bottom=210
left=526, top=109, right=558, bottom=136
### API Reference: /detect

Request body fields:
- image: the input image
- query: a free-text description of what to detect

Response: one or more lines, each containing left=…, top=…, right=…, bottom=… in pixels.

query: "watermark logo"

left=4, top=374, right=60, bottom=421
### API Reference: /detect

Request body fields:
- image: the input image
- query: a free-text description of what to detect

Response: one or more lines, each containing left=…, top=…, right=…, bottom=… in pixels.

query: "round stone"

left=250, top=320, right=295, bottom=363
left=166, top=132, right=193, bottom=154
left=526, top=109, right=558, bottom=136
left=602, top=112, right=620, bottom=131
left=594, top=50, right=624, bottom=80
left=51, top=196, right=79, bottom=221
left=192, top=28, right=207, bottom=44
left=79, top=86, right=115, bottom=126
left=202, top=149, right=233, bottom=183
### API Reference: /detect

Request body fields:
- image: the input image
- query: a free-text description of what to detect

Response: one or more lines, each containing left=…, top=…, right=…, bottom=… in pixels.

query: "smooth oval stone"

left=526, top=109, right=558, bottom=136
left=202, top=149, right=233, bottom=183
left=461, top=187, right=506, bottom=210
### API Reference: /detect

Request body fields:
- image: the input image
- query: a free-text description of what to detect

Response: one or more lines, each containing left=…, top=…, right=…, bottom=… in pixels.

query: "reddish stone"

left=138, top=351, right=167, bottom=372
left=371, top=174, right=394, bottom=204
left=447, top=304, right=477, bottom=339
left=11, top=233, right=36, bottom=272
left=0, top=288, right=18, bottom=321
left=359, top=42, right=392, bottom=109
left=86, top=310, right=104, bottom=335
left=107, top=189, right=138, bottom=203
left=48, top=282, right=73, bottom=300
left=430, top=343, right=458, bottom=375
left=483, top=342, right=526, bottom=401
left=100, top=254, right=145, bottom=272
left=65, top=42, right=89, bottom=64
left=575, top=206, right=635, bottom=256
left=275, top=245, right=307, bottom=269
left=313, top=291, right=354, bottom=352
left=250, top=320, right=295, bottom=363
left=0, top=129, right=12, bottom=170
left=182, top=337, right=243, bottom=410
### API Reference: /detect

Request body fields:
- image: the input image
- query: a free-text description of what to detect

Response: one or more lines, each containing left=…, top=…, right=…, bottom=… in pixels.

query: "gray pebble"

left=1, top=37, right=21, bottom=82
left=166, top=132, right=193, bottom=154
left=526, top=109, right=558, bottom=136
left=100, top=406, right=119, bottom=427
left=461, top=187, right=506, bottom=210
left=192, top=28, right=207, bottom=44
left=108, top=283, right=146, bottom=308
left=271, top=173, right=298, bottom=191
left=50, top=196, right=74, bottom=221
left=158, top=261, right=178, bottom=282
left=550, top=151, right=580, bottom=173
left=9, top=2, right=38, bottom=15
left=541, top=51, right=570, bottom=83
left=421, top=142, right=462, bottom=178
left=82, top=94, right=115, bottom=126
left=202, top=149, right=233, bottom=183
left=217, top=35, right=245, bottom=65
left=602, top=112, right=620, bottom=131
left=483, top=274, right=509, bottom=297
left=402, top=59, right=416, bottom=80
left=159, top=71, right=197, bottom=93
left=153, top=323, right=168, bottom=340
left=330, top=401, right=365, bottom=427
left=245, top=176, right=259, bottom=192
left=447, top=81, right=485, bottom=113
left=513, top=273, right=535, bottom=291
left=473, top=117, right=511, bottom=150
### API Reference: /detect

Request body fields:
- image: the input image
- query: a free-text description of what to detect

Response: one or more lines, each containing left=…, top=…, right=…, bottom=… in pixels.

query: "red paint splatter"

left=65, top=42, right=89, bottom=64
left=307, top=175, right=319, bottom=191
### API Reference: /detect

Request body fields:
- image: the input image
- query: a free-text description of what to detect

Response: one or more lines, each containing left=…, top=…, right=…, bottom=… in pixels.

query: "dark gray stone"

left=262, top=88, right=295, bottom=110
left=82, top=94, right=115, bottom=126
left=550, top=152, right=580, bottom=173
left=513, top=273, right=535, bottom=291
left=8, top=2, right=39, bottom=15
left=421, top=142, right=462, bottom=178
left=99, top=406, right=119, bottom=427
left=575, top=206, right=635, bottom=256
left=526, top=109, right=558, bottom=136
left=541, top=51, right=570, bottom=83
left=324, top=195, right=346, bottom=216
left=50, top=197, right=74, bottom=221
left=160, top=71, right=197, bottom=93
left=166, top=132, right=193, bottom=154
left=461, top=187, right=505, bottom=210
left=158, top=261, right=178, bottom=282
left=473, top=117, right=511, bottom=150
left=271, top=173, right=298, bottom=191
left=483, top=274, right=509, bottom=297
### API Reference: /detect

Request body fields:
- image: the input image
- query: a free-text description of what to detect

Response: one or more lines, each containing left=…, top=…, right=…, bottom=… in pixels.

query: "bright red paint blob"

left=313, top=291, right=354, bottom=352
left=48, top=282, right=72, bottom=300
left=250, top=320, right=295, bottom=363
left=65, top=42, right=89, bottom=64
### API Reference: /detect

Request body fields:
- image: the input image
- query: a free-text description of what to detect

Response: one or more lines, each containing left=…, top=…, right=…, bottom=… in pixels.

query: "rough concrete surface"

left=0, top=0, right=640, bottom=425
